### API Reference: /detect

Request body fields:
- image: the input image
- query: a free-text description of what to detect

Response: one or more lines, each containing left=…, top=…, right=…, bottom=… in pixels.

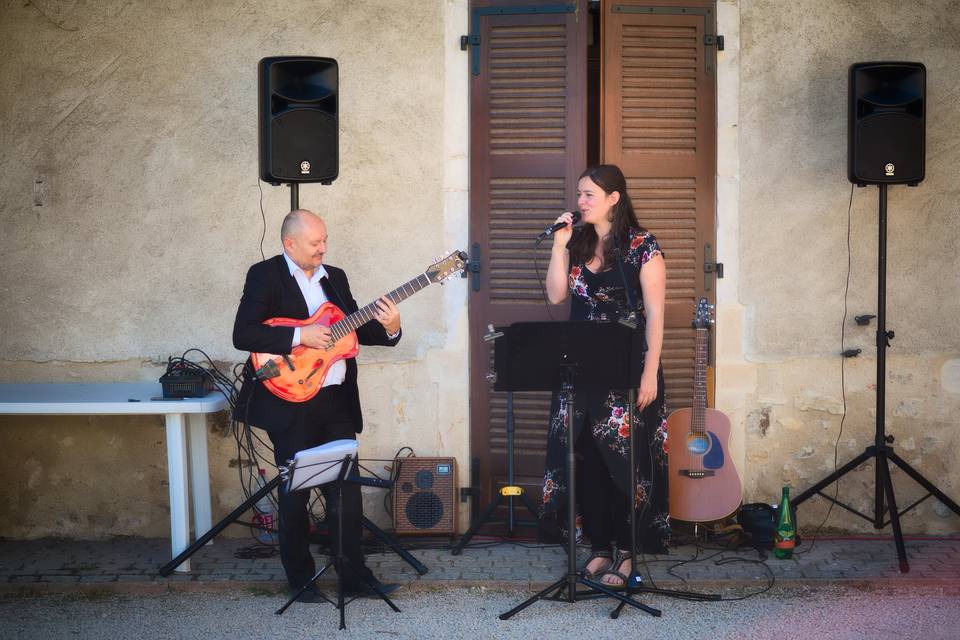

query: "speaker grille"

left=848, top=62, right=925, bottom=185
left=392, top=458, right=457, bottom=535
left=269, top=110, right=338, bottom=181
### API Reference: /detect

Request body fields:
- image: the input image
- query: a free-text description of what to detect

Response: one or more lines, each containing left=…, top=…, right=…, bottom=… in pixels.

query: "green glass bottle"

left=773, top=486, right=796, bottom=559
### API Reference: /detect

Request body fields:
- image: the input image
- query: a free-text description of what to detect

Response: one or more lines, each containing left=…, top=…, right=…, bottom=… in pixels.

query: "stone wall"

left=716, top=0, right=960, bottom=532
left=0, top=0, right=471, bottom=538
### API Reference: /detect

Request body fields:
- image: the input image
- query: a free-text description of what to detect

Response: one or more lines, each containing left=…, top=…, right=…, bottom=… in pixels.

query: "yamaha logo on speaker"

left=299, top=160, right=311, bottom=175
left=884, top=163, right=895, bottom=176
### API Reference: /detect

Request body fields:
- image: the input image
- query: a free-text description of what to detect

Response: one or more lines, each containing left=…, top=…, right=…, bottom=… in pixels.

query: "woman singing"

left=540, top=164, right=669, bottom=587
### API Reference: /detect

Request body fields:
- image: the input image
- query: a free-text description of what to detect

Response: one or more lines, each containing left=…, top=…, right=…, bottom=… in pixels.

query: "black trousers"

left=268, top=385, right=372, bottom=589
left=576, top=424, right=631, bottom=552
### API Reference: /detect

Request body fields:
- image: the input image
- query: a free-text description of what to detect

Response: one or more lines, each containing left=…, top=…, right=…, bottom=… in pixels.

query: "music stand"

left=275, top=439, right=401, bottom=630
left=452, top=329, right=541, bottom=554
left=495, top=321, right=661, bottom=619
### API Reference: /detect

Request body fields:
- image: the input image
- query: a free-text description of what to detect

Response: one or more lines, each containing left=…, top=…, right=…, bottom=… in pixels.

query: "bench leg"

left=164, top=413, right=190, bottom=572
left=187, top=413, right=212, bottom=540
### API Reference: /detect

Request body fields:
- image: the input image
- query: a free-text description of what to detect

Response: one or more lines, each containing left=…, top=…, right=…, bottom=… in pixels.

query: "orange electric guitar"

left=667, top=298, right=743, bottom=522
left=251, top=250, right=467, bottom=402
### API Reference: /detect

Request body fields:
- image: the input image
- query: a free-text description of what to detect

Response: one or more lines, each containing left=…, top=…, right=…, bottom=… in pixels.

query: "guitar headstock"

left=426, top=250, right=469, bottom=283
left=693, top=297, right=715, bottom=329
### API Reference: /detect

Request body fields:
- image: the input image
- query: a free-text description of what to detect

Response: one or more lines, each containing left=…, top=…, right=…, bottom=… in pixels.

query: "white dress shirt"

left=283, top=252, right=346, bottom=387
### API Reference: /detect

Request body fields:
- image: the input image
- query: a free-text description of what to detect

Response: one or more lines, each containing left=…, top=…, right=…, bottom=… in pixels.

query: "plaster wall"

left=2, top=0, right=958, bottom=540
left=716, top=0, right=960, bottom=533
left=0, top=0, right=472, bottom=538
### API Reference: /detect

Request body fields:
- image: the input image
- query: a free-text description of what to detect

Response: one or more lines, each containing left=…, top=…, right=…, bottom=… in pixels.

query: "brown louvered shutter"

left=468, top=0, right=588, bottom=519
left=602, top=1, right=717, bottom=412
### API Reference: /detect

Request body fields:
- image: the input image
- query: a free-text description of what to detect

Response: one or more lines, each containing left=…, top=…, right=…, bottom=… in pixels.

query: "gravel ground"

left=1, top=583, right=958, bottom=640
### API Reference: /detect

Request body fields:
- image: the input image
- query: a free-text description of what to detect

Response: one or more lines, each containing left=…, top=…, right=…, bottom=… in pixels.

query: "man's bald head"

left=281, top=209, right=323, bottom=242
left=281, top=209, right=327, bottom=274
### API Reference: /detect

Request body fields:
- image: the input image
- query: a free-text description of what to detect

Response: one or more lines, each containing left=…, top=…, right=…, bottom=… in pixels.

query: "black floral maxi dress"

left=539, top=227, right=670, bottom=554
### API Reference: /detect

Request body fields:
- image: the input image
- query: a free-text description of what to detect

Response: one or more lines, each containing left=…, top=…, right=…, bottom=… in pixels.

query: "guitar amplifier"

left=392, top=457, right=457, bottom=535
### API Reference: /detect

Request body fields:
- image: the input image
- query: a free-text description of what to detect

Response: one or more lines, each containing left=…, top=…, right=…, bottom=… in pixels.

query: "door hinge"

left=704, top=261, right=724, bottom=278
left=704, top=242, right=722, bottom=292
left=460, top=34, right=480, bottom=51
left=704, top=34, right=724, bottom=51
left=466, top=242, right=482, bottom=291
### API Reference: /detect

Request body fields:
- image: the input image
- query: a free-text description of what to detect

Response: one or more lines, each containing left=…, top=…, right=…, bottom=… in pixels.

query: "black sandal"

left=580, top=550, right=612, bottom=580
left=599, top=548, right=633, bottom=589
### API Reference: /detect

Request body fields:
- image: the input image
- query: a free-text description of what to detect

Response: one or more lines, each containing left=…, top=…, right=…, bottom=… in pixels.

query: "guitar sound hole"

left=686, top=434, right=710, bottom=455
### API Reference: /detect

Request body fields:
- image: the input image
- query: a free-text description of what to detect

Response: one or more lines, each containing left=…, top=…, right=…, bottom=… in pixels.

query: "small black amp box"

left=159, top=371, right=208, bottom=398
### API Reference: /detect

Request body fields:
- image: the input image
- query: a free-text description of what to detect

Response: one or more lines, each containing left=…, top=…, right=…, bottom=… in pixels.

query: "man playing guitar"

left=233, top=209, right=401, bottom=602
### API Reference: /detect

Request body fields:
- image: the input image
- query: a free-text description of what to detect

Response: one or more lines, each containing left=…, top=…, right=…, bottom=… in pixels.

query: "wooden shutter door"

left=601, top=0, right=717, bottom=411
left=468, top=0, right=588, bottom=523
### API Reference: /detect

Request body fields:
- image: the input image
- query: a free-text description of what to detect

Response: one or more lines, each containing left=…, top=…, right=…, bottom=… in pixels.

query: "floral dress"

left=539, top=227, right=670, bottom=554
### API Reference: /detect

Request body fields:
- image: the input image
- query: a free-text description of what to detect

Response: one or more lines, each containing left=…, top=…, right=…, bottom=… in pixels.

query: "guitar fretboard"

left=329, top=273, right=433, bottom=341
left=692, top=327, right=708, bottom=434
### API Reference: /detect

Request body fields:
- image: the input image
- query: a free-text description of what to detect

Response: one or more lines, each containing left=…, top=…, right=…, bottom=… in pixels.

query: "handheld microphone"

left=536, top=211, right=581, bottom=241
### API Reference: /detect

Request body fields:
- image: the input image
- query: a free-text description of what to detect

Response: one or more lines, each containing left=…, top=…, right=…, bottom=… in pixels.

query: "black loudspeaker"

left=848, top=61, right=925, bottom=185
left=392, top=458, right=457, bottom=536
left=258, top=56, right=338, bottom=184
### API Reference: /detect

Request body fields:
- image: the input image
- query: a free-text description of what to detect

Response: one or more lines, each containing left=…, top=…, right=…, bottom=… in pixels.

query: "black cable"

left=163, top=350, right=283, bottom=545
left=382, top=447, right=415, bottom=517
left=796, top=183, right=856, bottom=555
left=636, top=540, right=776, bottom=601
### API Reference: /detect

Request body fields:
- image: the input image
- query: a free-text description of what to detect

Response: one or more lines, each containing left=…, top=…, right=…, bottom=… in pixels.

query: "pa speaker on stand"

left=796, top=62, right=960, bottom=572
left=258, top=56, right=339, bottom=209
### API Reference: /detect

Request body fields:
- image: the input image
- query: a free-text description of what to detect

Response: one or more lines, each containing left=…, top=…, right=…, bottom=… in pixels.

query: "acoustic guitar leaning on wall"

left=667, top=298, right=743, bottom=523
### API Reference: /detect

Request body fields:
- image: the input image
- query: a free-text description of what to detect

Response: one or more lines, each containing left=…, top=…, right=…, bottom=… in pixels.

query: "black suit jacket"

left=232, top=255, right=401, bottom=435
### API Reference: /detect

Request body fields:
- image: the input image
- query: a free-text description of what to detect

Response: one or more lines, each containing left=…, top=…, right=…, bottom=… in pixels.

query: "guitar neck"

left=329, top=272, right=433, bottom=340
left=692, top=326, right=708, bottom=433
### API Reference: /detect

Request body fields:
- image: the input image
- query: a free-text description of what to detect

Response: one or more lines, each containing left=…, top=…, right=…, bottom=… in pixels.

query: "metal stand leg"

left=499, top=378, right=662, bottom=620
left=158, top=474, right=283, bottom=576
left=794, top=184, right=960, bottom=572
left=452, top=392, right=540, bottom=555
left=276, top=477, right=400, bottom=629
left=362, top=515, right=428, bottom=575
left=611, top=389, right=719, bottom=619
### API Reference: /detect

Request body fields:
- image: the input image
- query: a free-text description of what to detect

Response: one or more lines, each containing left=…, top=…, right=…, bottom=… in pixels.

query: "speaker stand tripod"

left=452, top=392, right=541, bottom=555
left=793, top=183, right=960, bottom=572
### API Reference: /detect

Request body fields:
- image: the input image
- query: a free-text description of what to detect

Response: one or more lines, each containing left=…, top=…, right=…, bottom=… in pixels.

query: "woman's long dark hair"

left=568, top=164, right=645, bottom=269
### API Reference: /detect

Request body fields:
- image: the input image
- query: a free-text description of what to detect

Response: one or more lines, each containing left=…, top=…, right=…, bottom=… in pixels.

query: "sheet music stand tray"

left=275, top=440, right=401, bottom=630
left=494, top=321, right=663, bottom=619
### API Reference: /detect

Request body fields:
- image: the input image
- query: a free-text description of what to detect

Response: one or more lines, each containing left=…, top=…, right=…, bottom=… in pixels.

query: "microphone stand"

left=608, top=234, right=719, bottom=615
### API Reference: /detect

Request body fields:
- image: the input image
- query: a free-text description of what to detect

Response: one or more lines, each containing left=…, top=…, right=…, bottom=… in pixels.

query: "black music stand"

left=452, top=328, right=541, bottom=554
left=495, top=321, right=662, bottom=619
left=276, top=450, right=400, bottom=630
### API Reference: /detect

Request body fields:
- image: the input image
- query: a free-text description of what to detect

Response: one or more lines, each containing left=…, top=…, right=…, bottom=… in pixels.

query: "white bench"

left=0, top=382, right=228, bottom=572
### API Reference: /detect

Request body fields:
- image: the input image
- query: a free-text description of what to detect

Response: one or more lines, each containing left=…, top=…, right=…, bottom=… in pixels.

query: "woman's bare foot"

left=600, top=553, right=632, bottom=586
left=582, top=552, right=612, bottom=579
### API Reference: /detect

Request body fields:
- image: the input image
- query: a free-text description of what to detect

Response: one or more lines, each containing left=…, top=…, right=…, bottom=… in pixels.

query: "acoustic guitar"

left=667, top=298, right=742, bottom=522
left=251, top=250, right=467, bottom=402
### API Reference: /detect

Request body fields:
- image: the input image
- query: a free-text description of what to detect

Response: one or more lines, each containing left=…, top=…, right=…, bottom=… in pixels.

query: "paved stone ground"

left=1, top=533, right=958, bottom=594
